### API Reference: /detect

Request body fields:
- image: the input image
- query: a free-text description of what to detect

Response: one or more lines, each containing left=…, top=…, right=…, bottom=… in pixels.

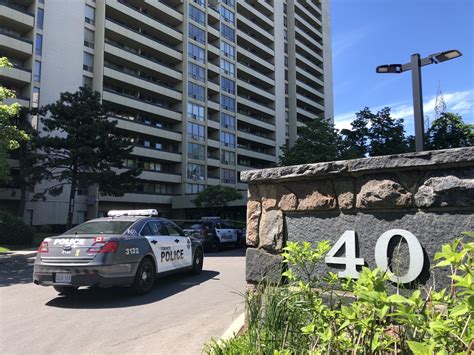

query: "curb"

left=220, top=312, right=246, bottom=342
left=0, top=251, right=37, bottom=263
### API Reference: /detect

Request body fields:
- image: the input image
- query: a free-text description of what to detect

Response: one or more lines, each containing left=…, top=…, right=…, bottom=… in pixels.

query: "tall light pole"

left=376, top=49, right=462, bottom=152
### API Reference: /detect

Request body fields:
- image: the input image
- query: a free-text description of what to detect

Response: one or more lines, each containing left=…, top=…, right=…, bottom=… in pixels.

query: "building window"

left=220, top=131, right=235, bottom=148
left=187, top=122, right=205, bottom=141
left=34, top=60, right=41, bottom=82
left=83, top=52, right=94, bottom=72
left=220, top=59, right=235, bottom=77
left=220, top=41, right=235, bottom=59
left=193, top=0, right=205, bottom=7
left=221, top=168, right=235, bottom=184
left=220, top=113, right=235, bottom=129
left=221, top=77, right=235, bottom=94
left=187, top=102, right=205, bottom=121
left=189, top=4, right=205, bottom=25
left=220, top=6, right=234, bottom=24
left=222, top=0, right=235, bottom=6
left=188, top=62, right=205, bottom=82
left=35, top=34, right=42, bottom=55
left=221, top=24, right=235, bottom=42
left=221, top=150, right=235, bottom=165
left=187, top=163, right=205, bottom=181
left=188, top=82, right=205, bottom=101
left=188, top=43, right=205, bottom=63
left=84, top=28, right=95, bottom=48
left=220, top=94, right=235, bottom=112
left=32, top=87, right=40, bottom=108
left=186, top=183, right=205, bottom=194
left=188, top=23, right=205, bottom=45
left=187, top=143, right=205, bottom=160
left=85, top=5, right=95, bottom=25
left=37, top=8, right=44, bottom=29
left=82, top=76, right=93, bottom=87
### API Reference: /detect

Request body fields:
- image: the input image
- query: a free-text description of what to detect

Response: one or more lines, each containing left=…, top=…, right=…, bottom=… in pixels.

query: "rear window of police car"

left=65, top=221, right=134, bottom=235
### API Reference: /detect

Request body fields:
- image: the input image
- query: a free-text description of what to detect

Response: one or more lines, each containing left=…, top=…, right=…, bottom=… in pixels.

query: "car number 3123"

left=125, top=248, right=139, bottom=255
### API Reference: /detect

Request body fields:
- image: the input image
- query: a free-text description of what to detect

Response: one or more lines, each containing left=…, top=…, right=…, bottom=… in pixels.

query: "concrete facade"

left=242, top=147, right=474, bottom=290
left=0, top=0, right=333, bottom=225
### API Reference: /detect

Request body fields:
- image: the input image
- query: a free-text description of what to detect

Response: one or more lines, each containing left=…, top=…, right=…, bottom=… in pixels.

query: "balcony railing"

left=0, top=0, right=34, bottom=16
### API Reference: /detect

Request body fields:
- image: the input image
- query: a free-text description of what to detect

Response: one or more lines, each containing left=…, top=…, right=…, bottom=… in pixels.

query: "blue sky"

left=331, top=0, right=474, bottom=135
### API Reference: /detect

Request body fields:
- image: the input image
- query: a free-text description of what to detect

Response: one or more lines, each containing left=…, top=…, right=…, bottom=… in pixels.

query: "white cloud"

left=335, top=89, right=474, bottom=132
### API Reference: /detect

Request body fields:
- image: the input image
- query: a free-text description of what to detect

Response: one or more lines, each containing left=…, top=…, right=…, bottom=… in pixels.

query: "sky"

left=331, top=0, right=474, bottom=135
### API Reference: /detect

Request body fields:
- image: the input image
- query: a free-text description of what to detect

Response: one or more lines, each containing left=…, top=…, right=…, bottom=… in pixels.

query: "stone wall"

left=241, top=147, right=474, bottom=290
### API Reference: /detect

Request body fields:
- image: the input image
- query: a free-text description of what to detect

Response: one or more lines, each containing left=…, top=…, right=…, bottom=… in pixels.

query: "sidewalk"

left=0, top=248, right=37, bottom=262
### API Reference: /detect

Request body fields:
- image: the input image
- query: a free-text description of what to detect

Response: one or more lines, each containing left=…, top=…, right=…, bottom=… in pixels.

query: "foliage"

left=0, top=57, right=29, bottom=182
left=193, top=185, right=243, bottom=216
left=34, top=86, right=141, bottom=228
left=279, top=117, right=339, bottom=166
left=338, top=107, right=371, bottom=160
left=426, top=112, right=474, bottom=150
left=207, top=235, right=473, bottom=354
left=0, top=212, right=34, bottom=245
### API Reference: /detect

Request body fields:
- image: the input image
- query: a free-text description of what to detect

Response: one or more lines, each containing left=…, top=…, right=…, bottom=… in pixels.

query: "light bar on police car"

left=107, top=209, right=159, bottom=217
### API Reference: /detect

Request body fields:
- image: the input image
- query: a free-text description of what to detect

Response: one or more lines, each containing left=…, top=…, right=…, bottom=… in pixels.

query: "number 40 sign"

left=324, top=229, right=424, bottom=284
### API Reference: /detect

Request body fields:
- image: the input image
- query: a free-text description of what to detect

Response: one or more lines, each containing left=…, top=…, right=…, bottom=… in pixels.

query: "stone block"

left=246, top=248, right=283, bottom=284
left=356, top=178, right=412, bottom=209
left=259, top=183, right=278, bottom=210
left=334, top=178, right=355, bottom=210
left=246, top=200, right=261, bottom=247
left=259, top=209, right=284, bottom=250
left=278, top=184, right=298, bottom=211
left=415, top=175, right=474, bottom=208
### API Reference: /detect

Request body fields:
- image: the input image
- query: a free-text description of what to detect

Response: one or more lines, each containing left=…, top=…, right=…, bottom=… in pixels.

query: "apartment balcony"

left=207, top=99, right=220, bottom=112
left=237, top=47, right=274, bottom=74
left=143, top=0, right=183, bottom=23
left=237, top=80, right=274, bottom=102
left=297, top=0, right=322, bottom=20
left=296, top=80, right=324, bottom=100
left=237, top=147, right=275, bottom=163
left=132, top=146, right=181, bottom=163
left=108, top=0, right=182, bottom=43
left=206, top=118, right=219, bottom=130
left=207, top=25, right=220, bottom=41
left=3, top=96, right=30, bottom=108
left=297, top=106, right=321, bottom=121
left=207, top=4, right=220, bottom=23
left=207, top=139, right=220, bottom=149
left=207, top=157, right=220, bottom=167
left=103, top=66, right=182, bottom=101
left=207, top=62, right=220, bottom=76
left=112, top=116, right=182, bottom=142
left=237, top=130, right=274, bottom=147
left=236, top=63, right=274, bottom=88
left=237, top=112, right=275, bottom=131
left=237, top=96, right=275, bottom=117
left=237, top=30, right=274, bottom=59
left=0, top=33, right=32, bottom=58
left=100, top=192, right=173, bottom=204
left=295, top=52, right=324, bottom=76
left=296, top=41, right=324, bottom=65
left=295, top=26, right=322, bottom=53
left=102, top=90, right=182, bottom=122
left=295, top=5, right=323, bottom=36
left=139, top=170, right=181, bottom=183
left=238, top=1, right=273, bottom=27
left=0, top=65, right=31, bottom=86
left=297, top=93, right=325, bottom=112
left=104, top=42, right=182, bottom=81
left=207, top=80, right=220, bottom=94
left=105, top=18, right=182, bottom=62
left=237, top=14, right=274, bottom=44
left=0, top=3, right=34, bottom=31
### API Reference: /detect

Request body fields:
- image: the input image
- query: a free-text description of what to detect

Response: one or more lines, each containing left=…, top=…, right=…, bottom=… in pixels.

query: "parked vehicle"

left=33, top=209, right=204, bottom=296
left=182, top=217, right=244, bottom=252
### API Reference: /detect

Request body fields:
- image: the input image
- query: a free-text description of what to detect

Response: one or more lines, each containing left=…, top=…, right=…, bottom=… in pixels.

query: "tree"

left=367, top=107, right=409, bottom=156
left=338, top=107, right=371, bottom=159
left=279, top=117, right=339, bottom=166
left=193, top=185, right=243, bottom=216
left=426, top=112, right=473, bottom=150
left=0, top=57, right=29, bottom=182
left=35, top=86, right=140, bottom=228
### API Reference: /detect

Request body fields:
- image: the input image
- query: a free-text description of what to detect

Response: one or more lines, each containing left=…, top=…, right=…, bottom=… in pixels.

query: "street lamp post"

left=376, top=49, right=462, bottom=152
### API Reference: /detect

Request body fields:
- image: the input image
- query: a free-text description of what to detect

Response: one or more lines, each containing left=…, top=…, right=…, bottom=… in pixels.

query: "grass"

left=0, top=246, right=11, bottom=252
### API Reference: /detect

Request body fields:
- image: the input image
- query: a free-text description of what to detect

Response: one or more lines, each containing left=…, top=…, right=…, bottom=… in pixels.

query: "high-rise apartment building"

left=0, top=0, right=332, bottom=225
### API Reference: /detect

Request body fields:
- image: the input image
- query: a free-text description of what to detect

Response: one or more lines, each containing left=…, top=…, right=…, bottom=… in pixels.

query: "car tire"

left=53, top=285, right=78, bottom=296
left=190, top=247, right=204, bottom=275
left=210, top=238, right=221, bottom=253
left=131, top=258, right=155, bottom=296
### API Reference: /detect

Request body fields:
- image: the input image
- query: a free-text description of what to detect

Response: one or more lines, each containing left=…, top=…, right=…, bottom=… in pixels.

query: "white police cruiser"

left=33, top=210, right=204, bottom=296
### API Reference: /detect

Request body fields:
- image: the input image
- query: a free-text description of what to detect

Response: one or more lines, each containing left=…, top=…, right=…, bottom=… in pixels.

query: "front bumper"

left=33, top=263, right=136, bottom=288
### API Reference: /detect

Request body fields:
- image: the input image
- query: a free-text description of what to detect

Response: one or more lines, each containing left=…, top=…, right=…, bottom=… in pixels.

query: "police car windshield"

left=65, top=221, right=134, bottom=235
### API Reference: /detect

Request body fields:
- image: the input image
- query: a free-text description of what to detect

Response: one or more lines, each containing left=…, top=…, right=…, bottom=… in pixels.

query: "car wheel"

left=210, top=238, right=221, bottom=253
left=53, top=285, right=78, bottom=296
left=190, top=248, right=204, bottom=275
left=131, top=258, right=155, bottom=295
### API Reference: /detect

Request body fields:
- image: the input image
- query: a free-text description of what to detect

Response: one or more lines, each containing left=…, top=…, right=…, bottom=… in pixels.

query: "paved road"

left=0, top=248, right=246, bottom=355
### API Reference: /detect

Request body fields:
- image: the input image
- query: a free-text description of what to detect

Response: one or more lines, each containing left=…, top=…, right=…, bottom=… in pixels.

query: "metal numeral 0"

left=375, top=229, right=424, bottom=284
left=325, top=229, right=425, bottom=284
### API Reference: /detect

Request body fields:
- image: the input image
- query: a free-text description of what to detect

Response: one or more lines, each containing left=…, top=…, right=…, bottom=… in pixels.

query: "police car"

left=182, top=217, right=244, bottom=252
left=33, top=210, right=204, bottom=296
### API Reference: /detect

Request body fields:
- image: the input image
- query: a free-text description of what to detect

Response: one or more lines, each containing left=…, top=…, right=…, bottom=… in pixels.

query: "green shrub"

left=206, top=233, right=474, bottom=354
left=0, top=213, right=35, bottom=245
